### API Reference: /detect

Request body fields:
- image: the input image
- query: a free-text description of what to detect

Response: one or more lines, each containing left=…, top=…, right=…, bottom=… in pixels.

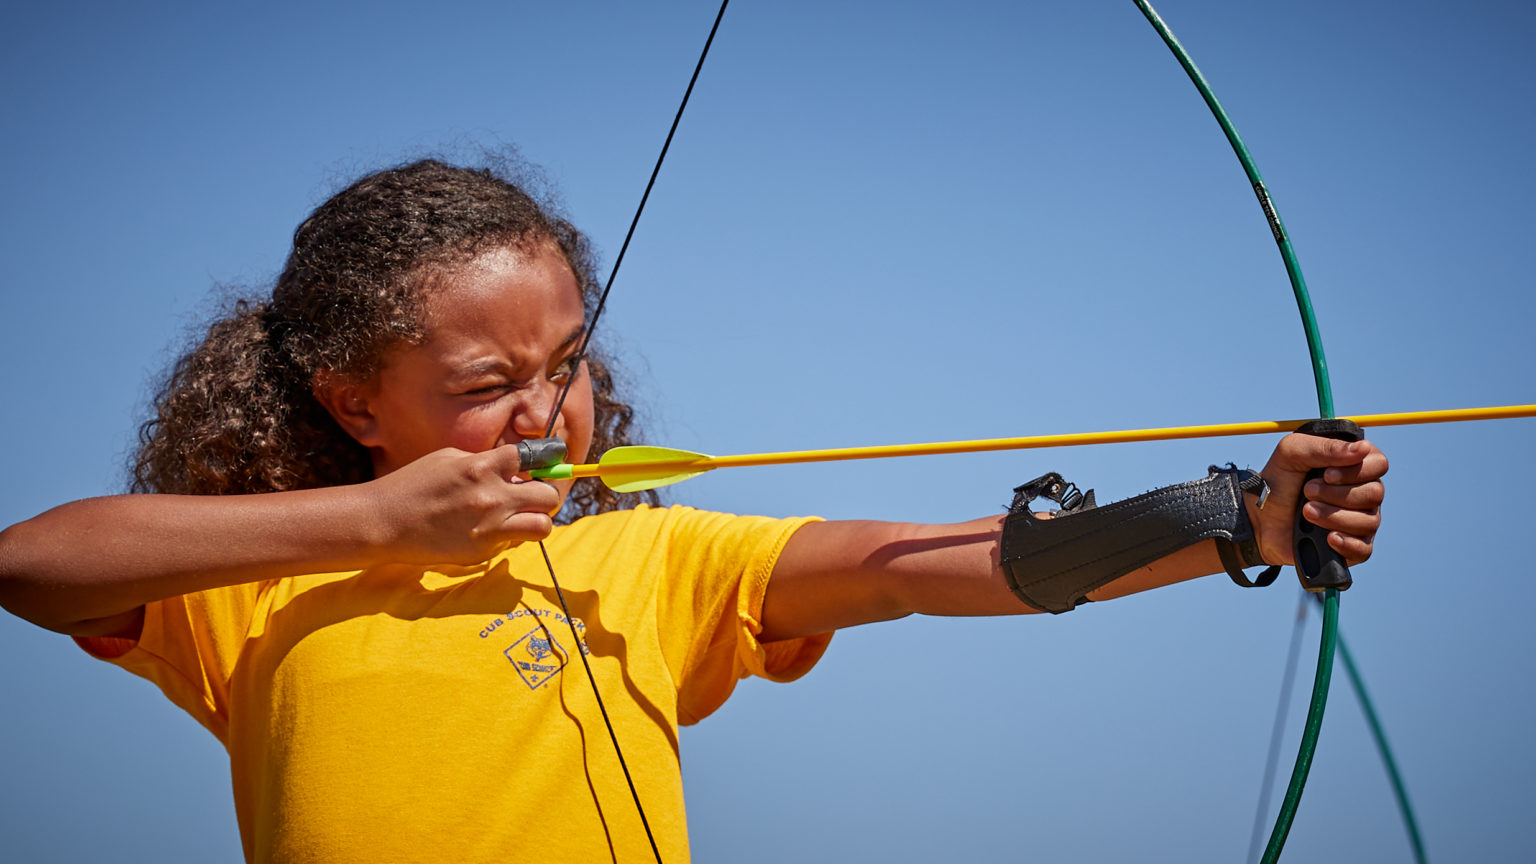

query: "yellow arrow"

left=529, top=403, right=1536, bottom=492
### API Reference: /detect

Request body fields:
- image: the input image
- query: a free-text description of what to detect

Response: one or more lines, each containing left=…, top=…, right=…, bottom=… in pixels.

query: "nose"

left=510, top=379, right=562, bottom=440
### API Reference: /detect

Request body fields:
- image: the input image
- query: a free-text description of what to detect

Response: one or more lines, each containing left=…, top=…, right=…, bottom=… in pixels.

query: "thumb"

left=1279, top=434, right=1369, bottom=470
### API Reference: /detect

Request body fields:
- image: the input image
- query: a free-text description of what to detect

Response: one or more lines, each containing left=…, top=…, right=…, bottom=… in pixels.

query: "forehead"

left=420, top=245, right=586, bottom=339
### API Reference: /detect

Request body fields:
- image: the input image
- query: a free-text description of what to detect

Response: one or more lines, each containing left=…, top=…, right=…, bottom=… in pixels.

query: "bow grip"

left=1292, top=418, right=1363, bottom=592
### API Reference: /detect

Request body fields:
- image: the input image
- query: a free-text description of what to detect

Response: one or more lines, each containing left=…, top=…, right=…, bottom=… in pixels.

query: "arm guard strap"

left=1000, top=465, right=1269, bottom=614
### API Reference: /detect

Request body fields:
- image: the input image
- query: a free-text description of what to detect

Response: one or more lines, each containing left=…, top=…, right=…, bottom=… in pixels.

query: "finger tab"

left=514, top=438, right=568, bottom=471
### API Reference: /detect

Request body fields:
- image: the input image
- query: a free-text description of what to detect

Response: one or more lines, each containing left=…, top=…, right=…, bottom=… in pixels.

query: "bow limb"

left=1133, top=4, right=1417, bottom=863
left=1133, top=3, right=1339, bottom=858
left=661, top=6, right=1362, bottom=860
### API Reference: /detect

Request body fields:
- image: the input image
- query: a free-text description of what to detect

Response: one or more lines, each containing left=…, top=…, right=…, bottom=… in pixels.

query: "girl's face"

left=336, top=244, right=594, bottom=503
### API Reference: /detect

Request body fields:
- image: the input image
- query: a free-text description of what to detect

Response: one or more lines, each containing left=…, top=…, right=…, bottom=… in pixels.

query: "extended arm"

left=760, top=433, right=1387, bottom=643
left=0, top=445, right=558, bottom=637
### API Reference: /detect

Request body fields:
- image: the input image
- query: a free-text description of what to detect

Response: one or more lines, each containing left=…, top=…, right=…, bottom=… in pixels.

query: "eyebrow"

left=450, top=325, right=589, bottom=381
left=557, top=324, right=585, bottom=355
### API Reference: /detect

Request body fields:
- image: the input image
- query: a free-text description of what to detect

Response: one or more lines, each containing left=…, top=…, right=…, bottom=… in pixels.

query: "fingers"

left=1276, top=436, right=1383, bottom=471
left=1303, top=477, right=1385, bottom=512
left=1299, top=437, right=1385, bottom=517
left=1270, top=437, right=1388, bottom=507
left=1324, top=527, right=1375, bottom=565
left=1319, top=446, right=1389, bottom=485
left=491, top=507, right=557, bottom=544
left=1253, top=434, right=1389, bottom=569
left=468, top=482, right=558, bottom=551
left=505, top=477, right=561, bottom=520
left=470, top=448, right=561, bottom=544
left=1301, top=465, right=1384, bottom=567
left=1301, top=498, right=1379, bottom=537
left=482, top=442, right=526, bottom=480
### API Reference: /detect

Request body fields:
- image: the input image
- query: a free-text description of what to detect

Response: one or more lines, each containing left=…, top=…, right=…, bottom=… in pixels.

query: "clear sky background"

left=2, top=1, right=1532, bottom=861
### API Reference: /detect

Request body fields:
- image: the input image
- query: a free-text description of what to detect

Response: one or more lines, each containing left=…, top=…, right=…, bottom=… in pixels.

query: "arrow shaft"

left=563, top=403, right=1535, bottom=479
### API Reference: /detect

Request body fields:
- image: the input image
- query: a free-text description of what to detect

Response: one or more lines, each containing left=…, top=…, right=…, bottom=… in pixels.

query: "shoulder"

left=558, top=504, right=815, bottom=544
left=544, top=506, right=818, bottom=575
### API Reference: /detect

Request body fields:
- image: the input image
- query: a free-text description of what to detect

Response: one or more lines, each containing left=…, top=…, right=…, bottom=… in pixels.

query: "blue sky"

left=2, top=1, right=1533, bottom=861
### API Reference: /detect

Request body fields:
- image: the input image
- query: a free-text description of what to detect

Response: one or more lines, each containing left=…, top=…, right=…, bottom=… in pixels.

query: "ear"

left=312, top=370, right=385, bottom=448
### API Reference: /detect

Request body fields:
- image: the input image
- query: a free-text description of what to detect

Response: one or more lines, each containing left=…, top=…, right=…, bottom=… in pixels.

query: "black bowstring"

left=534, top=3, right=732, bottom=862
left=544, top=1, right=731, bottom=434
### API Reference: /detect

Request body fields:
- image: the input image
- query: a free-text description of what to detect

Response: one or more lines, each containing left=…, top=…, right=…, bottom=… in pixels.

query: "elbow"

left=0, top=520, right=37, bottom=611
left=0, top=518, right=81, bottom=633
left=0, top=520, right=40, bottom=623
left=0, top=516, right=147, bottom=639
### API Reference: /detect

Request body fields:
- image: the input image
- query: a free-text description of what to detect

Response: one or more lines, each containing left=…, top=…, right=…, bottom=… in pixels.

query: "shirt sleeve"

left=74, top=582, right=264, bottom=744
left=653, top=508, right=832, bottom=725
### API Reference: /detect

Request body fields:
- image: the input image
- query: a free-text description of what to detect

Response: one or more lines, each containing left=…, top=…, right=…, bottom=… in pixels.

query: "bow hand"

left=1249, top=432, right=1388, bottom=571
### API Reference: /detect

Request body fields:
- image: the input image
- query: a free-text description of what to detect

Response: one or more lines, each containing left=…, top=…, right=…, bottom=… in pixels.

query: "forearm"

left=763, top=436, right=1387, bottom=643
left=762, top=516, right=1225, bottom=642
left=888, top=519, right=1223, bottom=612
left=0, top=487, right=385, bottom=634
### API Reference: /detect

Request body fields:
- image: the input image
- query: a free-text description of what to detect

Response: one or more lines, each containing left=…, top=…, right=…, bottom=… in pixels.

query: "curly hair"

left=133, top=157, right=656, bottom=520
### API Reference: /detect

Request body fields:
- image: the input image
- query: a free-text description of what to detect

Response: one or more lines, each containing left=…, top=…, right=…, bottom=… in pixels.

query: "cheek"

left=563, top=378, right=596, bottom=463
left=446, top=406, right=517, bottom=452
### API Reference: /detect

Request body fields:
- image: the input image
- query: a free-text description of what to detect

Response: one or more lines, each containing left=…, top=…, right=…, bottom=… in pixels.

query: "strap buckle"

left=1008, top=472, right=1096, bottom=515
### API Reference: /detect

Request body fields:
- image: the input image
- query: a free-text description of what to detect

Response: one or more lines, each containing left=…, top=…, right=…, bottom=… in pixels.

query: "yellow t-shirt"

left=79, top=505, right=829, bottom=863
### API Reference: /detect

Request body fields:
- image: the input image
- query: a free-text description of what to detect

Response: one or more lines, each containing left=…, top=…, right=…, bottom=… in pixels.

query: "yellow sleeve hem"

left=73, top=597, right=231, bottom=743
left=734, top=515, right=833, bottom=683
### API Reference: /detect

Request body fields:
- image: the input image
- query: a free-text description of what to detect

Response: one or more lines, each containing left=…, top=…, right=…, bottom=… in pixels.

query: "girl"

left=0, top=158, right=1386, bottom=863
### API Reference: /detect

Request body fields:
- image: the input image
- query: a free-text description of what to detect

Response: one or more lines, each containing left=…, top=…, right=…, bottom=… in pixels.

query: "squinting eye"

left=464, top=384, right=509, bottom=397
left=552, top=356, right=582, bottom=381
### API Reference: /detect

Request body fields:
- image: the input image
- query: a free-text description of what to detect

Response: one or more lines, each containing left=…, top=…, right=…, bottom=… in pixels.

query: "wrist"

left=344, top=480, right=403, bottom=566
left=1240, top=483, right=1270, bottom=567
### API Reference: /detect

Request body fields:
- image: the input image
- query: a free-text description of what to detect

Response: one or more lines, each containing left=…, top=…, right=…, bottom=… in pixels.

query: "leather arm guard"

left=999, top=465, right=1272, bottom=614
